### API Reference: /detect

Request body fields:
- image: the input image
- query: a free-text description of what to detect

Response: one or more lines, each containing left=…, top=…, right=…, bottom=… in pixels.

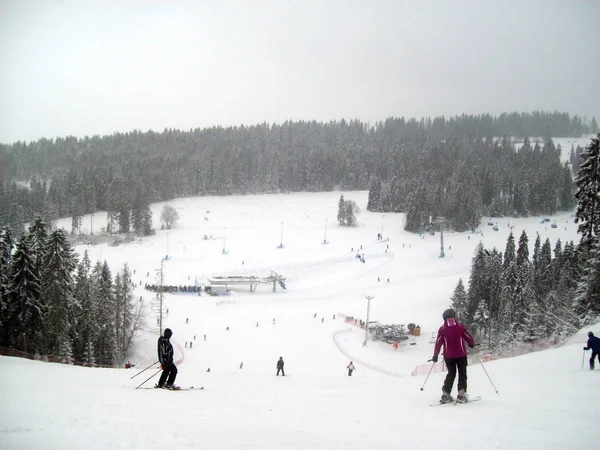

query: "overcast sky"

left=0, top=0, right=598, bottom=144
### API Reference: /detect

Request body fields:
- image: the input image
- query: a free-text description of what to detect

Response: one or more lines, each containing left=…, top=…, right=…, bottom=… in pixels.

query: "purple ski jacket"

left=433, top=318, right=475, bottom=359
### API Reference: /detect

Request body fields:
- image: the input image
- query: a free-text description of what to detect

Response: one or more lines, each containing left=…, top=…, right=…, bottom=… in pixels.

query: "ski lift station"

left=205, top=271, right=287, bottom=295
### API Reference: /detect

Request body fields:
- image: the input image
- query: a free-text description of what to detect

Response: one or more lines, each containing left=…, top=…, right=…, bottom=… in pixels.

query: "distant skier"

left=347, top=361, right=355, bottom=376
left=276, top=356, right=285, bottom=376
left=583, top=331, right=600, bottom=370
left=157, top=328, right=178, bottom=389
left=431, top=308, right=475, bottom=403
left=240, top=362, right=244, bottom=369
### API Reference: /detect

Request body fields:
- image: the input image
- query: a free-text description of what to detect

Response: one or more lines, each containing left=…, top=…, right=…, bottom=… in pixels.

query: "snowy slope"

left=1, top=190, right=598, bottom=450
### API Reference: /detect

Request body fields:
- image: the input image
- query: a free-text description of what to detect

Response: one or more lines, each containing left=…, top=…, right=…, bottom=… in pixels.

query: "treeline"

left=366, top=136, right=577, bottom=232
left=0, top=218, right=143, bottom=366
left=451, top=134, right=600, bottom=344
left=0, top=111, right=596, bottom=234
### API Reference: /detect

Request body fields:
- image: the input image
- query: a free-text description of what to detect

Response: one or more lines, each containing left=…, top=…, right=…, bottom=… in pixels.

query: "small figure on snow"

left=125, top=360, right=135, bottom=369
left=321, top=317, right=324, bottom=323
left=203, top=334, right=206, bottom=340
left=157, top=328, right=178, bottom=389
left=239, top=362, right=244, bottom=369
left=186, top=317, right=189, bottom=324
left=185, top=341, right=188, bottom=348
left=347, top=361, right=355, bottom=376
left=256, top=321, right=259, bottom=327
left=431, top=309, right=475, bottom=403
left=189, top=342, right=193, bottom=349
left=194, top=335, right=196, bottom=340
left=276, top=356, right=285, bottom=376
left=584, top=331, right=600, bottom=370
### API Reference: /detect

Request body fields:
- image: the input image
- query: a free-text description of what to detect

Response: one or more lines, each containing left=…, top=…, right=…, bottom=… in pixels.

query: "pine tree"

left=516, top=230, right=530, bottom=266
left=0, top=228, right=15, bottom=346
left=91, top=261, right=117, bottom=366
left=466, top=242, right=488, bottom=332
left=73, top=251, right=94, bottom=363
left=6, top=235, right=44, bottom=353
left=573, top=133, right=600, bottom=322
left=40, top=229, right=79, bottom=361
left=574, top=133, right=600, bottom=243
left=450, top=278, right=468, bottom=320
left=337, top=195, right=346, bottom=226
left=503, top=231, right=516, bottom=270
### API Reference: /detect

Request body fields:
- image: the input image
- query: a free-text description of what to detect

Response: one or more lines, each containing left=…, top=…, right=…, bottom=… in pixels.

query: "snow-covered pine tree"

left=6, top=235, right=44, bottom=354
left=73, top=251, right=94, bottom=364
left=573, top=133, right=600, bottom=321
left=337, top=195, right=346, bottom=226
left=40, top=229, right=79, bottom=361
left=0, top=227, right=14, bottom=346
left=91, top=261, right=117, bottom=366
left=503, top=231, right=516, bottom=270
left=450, top=278, right=468, bottom=321
left=366, top=176, right=382, bottom=212
left=516, top=230, right=530, bottom=266
left=466, top=242, right=488, bottom=333
left=27, top=217, right=48, bottom=275
left=574, top=133, right=600, bottom=243
left=114, top=264, right=142, bottom=358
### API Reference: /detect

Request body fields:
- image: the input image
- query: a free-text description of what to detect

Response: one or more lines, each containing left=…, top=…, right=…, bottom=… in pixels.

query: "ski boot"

left=440, top=391, right=454, bottom=403
left=456, top=389, right=469, bottom=403
left=166, top=384, right=180, bottom=390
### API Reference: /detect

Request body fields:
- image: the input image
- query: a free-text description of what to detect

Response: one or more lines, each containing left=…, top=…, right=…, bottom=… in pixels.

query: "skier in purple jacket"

left=431, top=308, right=475, bottom=403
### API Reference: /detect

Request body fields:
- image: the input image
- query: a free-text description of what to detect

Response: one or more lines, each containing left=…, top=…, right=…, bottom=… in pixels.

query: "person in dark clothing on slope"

left=583, top=331, right=600, bottom=370
left=432, top=308, right=475, bottom=403
left=346, top=361, right=355, bottom=376
left=276, top=356, right=285, bottom=376
left=157, top=328, right=178, bottom=389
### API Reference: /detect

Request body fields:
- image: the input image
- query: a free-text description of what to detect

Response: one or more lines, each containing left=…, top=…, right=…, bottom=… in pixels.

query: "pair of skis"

left=139, top=385, right=204, bottom=391
left=430, top=396, right=481, bottom=407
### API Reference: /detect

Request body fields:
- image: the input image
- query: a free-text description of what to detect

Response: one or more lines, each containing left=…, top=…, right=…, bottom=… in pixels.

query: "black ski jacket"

left=585, top=335, right=600, bottom=352
left=277, top=358, right=284, bottom=369
left=158, top=336, right=174, bottom=366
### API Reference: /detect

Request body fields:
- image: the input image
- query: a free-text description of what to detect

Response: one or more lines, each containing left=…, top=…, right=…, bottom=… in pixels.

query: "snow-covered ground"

left=1, top=190, right=598, bottom=450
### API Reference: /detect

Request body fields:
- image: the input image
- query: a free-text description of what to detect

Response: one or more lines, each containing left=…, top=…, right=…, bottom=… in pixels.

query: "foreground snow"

left=1, top=190, right=598, bottom=449
left=2, top=337, right=598, bottom=450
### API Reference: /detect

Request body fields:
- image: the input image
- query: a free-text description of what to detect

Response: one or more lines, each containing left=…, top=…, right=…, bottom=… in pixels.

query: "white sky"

left=1, top=0, right=598, bottom=144
left=1, top=189, right=598, bottom=449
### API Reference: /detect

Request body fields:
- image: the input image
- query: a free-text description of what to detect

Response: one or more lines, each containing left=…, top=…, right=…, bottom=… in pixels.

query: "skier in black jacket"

left=276, top=356, right=285, bottom=376
left=584, top=331, right=600, bottom=370
left=157, top=328, right=178, bottom=389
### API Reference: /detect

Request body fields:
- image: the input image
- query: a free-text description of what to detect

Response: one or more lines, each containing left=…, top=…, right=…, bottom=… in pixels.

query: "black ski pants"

left=158, top=363, right=178, bottom=386
left=590, top=351, right=600, bottom=369
left=276, top=367, right=285, bottom=376
left=443, top=356, right=468, bottom=394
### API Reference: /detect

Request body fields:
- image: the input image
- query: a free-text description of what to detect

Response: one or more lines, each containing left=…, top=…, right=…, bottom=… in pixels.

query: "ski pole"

left=135, top=368, right=162, bottom=389
left=473, top=352, right=499, bottom=395
left=419, top=360, right=436, bottom=391
left=581, top=349, right=585, bottom=371
left=130, top=361, right=159, bottom=379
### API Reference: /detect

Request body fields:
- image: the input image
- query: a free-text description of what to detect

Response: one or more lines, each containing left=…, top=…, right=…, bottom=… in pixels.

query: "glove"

left=160, top=364, right=165, bottom=370
left=431, top=355, right=438, bottom=363
left=583, top=347, right=587, bottom=351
